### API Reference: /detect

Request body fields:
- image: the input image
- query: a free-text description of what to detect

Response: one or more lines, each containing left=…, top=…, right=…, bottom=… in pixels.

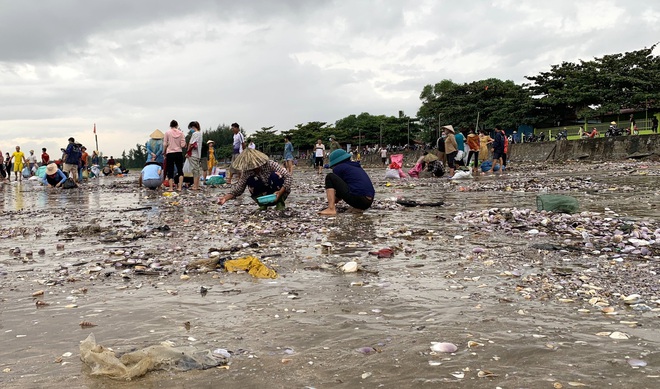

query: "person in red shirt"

left=41, top=148, right=50, bottom=165
left=501, top=128, right=509, bottom=170
left=588, top=128, right=599, bottom=138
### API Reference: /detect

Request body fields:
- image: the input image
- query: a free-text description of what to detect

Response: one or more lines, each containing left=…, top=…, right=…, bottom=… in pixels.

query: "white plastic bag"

left=454, top=150, right=464, bottom=161
left=385, top=168, right=400, bottom=179
left=183, top=159, right=192, bottom=176
left=451, top=170, right=473, bottom=180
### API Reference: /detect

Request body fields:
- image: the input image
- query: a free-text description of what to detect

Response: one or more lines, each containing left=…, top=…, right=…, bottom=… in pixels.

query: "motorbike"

left=555, top=130, right=568, bottom=141
left=606, top=126, right=624, bottom=137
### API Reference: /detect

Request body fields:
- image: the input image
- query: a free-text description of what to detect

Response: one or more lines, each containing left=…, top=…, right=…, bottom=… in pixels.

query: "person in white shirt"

left=186, top=121, right=203, bottom=190
left=379, top=147, right=387, bottom=166
left=227, top=122, right=245, bottom=184
left=314, top=139, right=325, bottom=174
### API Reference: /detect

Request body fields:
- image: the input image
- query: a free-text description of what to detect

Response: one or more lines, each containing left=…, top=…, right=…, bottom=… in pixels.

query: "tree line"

left=121, top=45, right=660, bottom=168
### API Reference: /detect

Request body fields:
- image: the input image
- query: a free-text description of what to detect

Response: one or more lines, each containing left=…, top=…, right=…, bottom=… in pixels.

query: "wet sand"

left=0, top=160, right=658, bottom=388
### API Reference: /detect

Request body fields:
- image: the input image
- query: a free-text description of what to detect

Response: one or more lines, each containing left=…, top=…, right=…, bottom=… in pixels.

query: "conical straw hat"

left=231, top=148, right=269, bottom=171
left=150, top=129, right=164, bottom=139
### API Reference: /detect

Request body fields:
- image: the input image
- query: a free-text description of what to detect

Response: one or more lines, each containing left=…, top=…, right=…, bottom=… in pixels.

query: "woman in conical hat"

left=146, top=129, right=164, bottom=165
left=217, top=148, right=292, bottom=210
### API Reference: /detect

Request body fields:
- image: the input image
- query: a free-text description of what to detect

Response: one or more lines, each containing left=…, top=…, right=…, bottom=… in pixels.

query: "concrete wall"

left=509, top=134, right=660, bottom=161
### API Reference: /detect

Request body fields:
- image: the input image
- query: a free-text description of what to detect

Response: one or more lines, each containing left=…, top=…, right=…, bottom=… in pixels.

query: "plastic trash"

left=79, top=333, right=226, bottom=380
left=536, top=194, right=579, bottom=214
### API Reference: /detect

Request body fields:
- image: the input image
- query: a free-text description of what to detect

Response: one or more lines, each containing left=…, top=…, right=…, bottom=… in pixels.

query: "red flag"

left=93, top=123, right=96, bottom=134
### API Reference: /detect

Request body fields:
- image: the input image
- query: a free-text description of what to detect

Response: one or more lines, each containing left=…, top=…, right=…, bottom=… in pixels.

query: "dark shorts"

left=381, top=157, right=387, bottom=164
left=315, top=157, right=324, bottom=167
left=446, top=151, right=457, bottom=169
left=493, top=150, right=503, bottom=160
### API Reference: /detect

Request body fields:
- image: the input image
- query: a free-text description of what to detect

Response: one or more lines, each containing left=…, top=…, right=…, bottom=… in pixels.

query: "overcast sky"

left=1, top=0, right=658, bottom=158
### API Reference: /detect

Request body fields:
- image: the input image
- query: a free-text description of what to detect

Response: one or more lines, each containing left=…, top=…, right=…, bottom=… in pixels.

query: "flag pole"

left=94, top=123, right=99, bottom=152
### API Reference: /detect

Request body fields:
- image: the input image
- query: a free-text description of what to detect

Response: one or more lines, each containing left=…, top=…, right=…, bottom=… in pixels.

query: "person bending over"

left=217, top=148, right=292, bottom=210
left=319, top=149, right=375, bottom=216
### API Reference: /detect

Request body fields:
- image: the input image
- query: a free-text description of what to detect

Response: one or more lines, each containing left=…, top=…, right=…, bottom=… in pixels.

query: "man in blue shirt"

left=319, top=149, right=375, bottom=215
left=139, top=162, right=163, bottom=190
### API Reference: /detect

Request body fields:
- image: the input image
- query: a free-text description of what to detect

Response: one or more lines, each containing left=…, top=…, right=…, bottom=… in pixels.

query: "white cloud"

left=0, top=0, right=659, bottom=157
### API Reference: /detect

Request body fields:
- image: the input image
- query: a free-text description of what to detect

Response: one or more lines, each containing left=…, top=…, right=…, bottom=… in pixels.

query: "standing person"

left=91, top=151, right=99, bottom=166
left=629, top=114, right=636, bottom=132
left=652, top=116, right=658, bottom=133
left=146, top=129, right=164, bottom=164
left=62, top=137, right=81, bottom=183
left=328, top=135, right=341, bottom=153
left=500, top=127, right=509, bottom=170
left=9, top=146, right=27, bottom=182
left=436, top=132, right=446, bottom=167
left=0, top=151, right=6, bottom=182
left=248, top=139, right=256, bottom=149
left=4, top=152, right=12, bottom=181
left=442, top=125, right=458, bottom=177
left=217, top=148, right=292, bottom=210
left=163, top=119, right=186, bottom=192
left=78, top=146, right=89, bottom=182
left=454, top=130, right=465, bottom=167
left=186, top=121, right=203, bottom=191
left=206, top=140, right=216, bottom=176
left=226, top=122, right=245, bottom=184
left=466, top=128, right=480, bottom=175
left=488, top=126, right=505, bottom=174
left=27, top=150, right=37, bottom=174
left=283, top=136, right=294, bottom=174
left=478, top=129, right=493, bottom=163
left=41, top=148, right=50, bottom=165
left=319, top=149, right=375, bottom=215
left=379, top=146, right=387, bottom=166
left=314, top=139, right=325, bottom=174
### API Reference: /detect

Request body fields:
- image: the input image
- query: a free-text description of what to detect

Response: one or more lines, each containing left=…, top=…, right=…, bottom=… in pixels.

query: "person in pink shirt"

left=163, top=119, right=186, bottom=191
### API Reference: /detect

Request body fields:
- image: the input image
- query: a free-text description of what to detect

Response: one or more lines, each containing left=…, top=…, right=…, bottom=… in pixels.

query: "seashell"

left=356, top=347, right=376, bottom=354
left=208, top=251, right=221, bottom=258
left=609, top=331, right=630, bottom=340
left=56, top=244, right=65, bottom=250
left=342, top=261, right=358, bottom=273
left=35, top=300, right=49, bottom=307
left=79, top=321, right=97, bottom=328
left=38, top=249, right=46, bottom=255
left=472, top=247, right=485, bottom=254
left=32, top=290, right=44, bottom=297
left=628, top=238, right=649, bottom=246
left=430, top=342, right=457, bottom=353
left=622, top=294, right=642, bottom=305
left=627, top=358, right=647, bottom=368
left=477, top=370, right=498, bottom=378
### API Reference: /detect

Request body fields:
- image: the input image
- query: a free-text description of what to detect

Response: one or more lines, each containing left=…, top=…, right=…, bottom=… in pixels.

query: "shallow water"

left=0, top=163, right=658, bottom=388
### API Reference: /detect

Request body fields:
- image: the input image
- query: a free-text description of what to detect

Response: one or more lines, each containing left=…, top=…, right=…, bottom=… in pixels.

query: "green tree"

left=525, top=45, right=660, bottom=124
left=417, top=78, right=534, bottom=135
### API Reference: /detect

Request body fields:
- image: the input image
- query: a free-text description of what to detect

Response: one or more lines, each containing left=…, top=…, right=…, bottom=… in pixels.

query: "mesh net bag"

left=536, top=194, right=579, bottom=214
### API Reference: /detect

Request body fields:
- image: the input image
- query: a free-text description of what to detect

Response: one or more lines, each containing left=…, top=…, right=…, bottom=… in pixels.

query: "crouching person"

left=217, top=149, right=292, bottom=210
left=41, top=163, right=68, bottom=188
left=319, top=149, right=375, bottom=215
left=139, top=161, right=163, bottom=190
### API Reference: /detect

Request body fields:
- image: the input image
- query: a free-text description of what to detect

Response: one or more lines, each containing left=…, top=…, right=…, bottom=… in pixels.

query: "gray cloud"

left=1, top=0, right=659, bottom=156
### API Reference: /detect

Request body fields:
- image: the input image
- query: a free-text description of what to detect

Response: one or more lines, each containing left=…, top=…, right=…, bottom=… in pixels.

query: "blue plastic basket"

left=257, top=194, right=277, bottom=205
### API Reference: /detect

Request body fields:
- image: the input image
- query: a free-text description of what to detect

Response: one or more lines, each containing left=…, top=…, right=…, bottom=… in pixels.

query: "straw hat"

left=610, top=121, right=617, bottom=125
left=231, top=148, right=269, bottom=171
left=207, top=140, right=215, bottom=144
left=46, top=163, right=58, bottom=175
left=150, top=129, right=164, bottom=139
left=441, top=125, right=455, bottom=134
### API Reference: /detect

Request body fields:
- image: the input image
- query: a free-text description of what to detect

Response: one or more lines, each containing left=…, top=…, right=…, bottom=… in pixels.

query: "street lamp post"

left=380, top=123, right=383, bottom=148
left=358, top=128, right=361, bottom=151
left=407, top=119, right=410, bottom=148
